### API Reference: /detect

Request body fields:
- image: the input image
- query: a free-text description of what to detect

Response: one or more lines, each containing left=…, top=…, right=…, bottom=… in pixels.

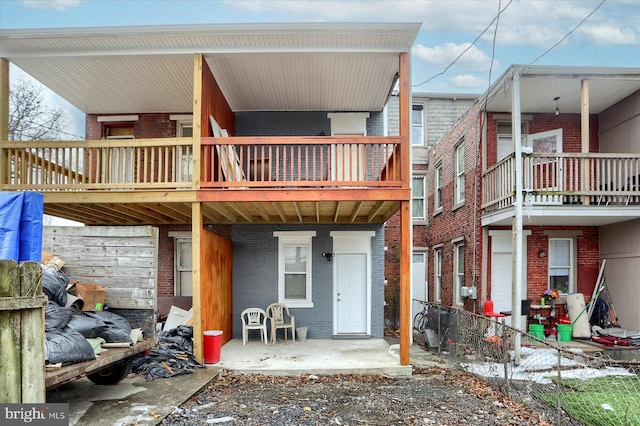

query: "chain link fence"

left=413, top=301, right=640, bottom=426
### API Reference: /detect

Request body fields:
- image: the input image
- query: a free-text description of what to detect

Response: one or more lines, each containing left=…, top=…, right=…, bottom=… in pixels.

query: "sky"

left=1, top=0, right=639, bottom=139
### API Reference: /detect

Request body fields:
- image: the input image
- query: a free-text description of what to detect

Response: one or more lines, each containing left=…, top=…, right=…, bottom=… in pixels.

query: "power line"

left=413, top=0, right=513, bottom=88
left=522, top=0, right=606, bottom=71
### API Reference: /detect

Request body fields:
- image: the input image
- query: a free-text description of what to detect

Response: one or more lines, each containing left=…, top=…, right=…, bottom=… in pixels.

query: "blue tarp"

left=0, top=191, right=44, bottom=262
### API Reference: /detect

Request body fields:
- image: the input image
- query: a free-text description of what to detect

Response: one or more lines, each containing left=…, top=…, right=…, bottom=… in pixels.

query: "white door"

left=411, top=252, right=427, bottom=326
left=336, top=253, right=367, bottom=334
left=525, top=129, right=563, bottom=205
left=489, top=231, right=529, bottom=330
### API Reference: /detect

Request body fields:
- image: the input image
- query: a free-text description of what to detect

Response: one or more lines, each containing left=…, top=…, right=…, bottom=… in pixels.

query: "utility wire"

left=413, top=0, right=513, bottom=88
left=522, top=0, right=606, bottom=71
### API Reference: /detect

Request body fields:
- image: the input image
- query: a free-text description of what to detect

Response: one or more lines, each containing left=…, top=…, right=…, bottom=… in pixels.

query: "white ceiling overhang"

left=0, top=23, right=421, bottom=114
left=484, top=65, right=640, bottom=115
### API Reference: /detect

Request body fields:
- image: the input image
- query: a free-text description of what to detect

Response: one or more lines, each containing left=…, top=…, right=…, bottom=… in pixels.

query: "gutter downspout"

left=511, top=70, right=523, bottom=364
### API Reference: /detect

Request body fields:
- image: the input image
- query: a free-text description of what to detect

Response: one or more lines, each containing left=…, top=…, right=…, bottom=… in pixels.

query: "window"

left=176, top=119, right=193, bottom=182
left=434, top=163, right=443, bottom=211
left=274, top=231, right=316, bottom=308
left=454, top=241, right=465, bottom=305
left=548, top=238, right=573, bottom=294
left=434, top=246, right=442, bottom=302
left=411, top=104, right=424, bottom=145
left=455, top=143, right=465, bottom=204
left=412, top=175, right=426, bottom=220
left=497, top=122, right=529, bottom=161
left=169, top=232, right=193, bottom=297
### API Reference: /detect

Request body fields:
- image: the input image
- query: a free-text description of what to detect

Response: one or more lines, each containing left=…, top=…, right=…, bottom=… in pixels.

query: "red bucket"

left=203, top=330, right=223, bottom=364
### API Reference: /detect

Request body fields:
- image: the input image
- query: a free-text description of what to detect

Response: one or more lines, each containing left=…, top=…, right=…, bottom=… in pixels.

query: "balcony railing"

left=482, top=153, right=640, bottom=212
left=201, top=136, right=401, bottom=188
left=1, top=136, right=402, bottom=192
left=1, top=138, right=194, bottom=191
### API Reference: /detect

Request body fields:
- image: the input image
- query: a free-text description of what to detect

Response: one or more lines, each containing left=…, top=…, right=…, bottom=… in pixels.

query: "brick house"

left=0, top=22, right=421, bottom=364
left=423, top=65, right=640, bottom=333
left=384, top=92, right=478, bottom=328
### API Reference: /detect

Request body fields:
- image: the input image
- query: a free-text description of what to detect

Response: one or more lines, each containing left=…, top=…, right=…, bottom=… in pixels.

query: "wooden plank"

left=45, top=340, right=156, bottom=389
left=399, top=200, right=411, bottom=366
left=0, top=311, right=21, bottom=402
left=0, top=296, right=48, bottom=311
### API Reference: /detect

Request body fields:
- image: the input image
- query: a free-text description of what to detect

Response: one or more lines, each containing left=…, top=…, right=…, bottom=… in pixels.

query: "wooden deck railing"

left=483, top=152, right=640, bottom=212
left=1, top=136, right=402, bottom=191
left=1, top=138, right=193, bottom=191
left=200, top=136, right=402, bottom=188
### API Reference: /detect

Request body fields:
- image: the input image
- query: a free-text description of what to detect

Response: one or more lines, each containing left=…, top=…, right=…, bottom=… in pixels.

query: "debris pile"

left=132, top=325, right=203, bottom=380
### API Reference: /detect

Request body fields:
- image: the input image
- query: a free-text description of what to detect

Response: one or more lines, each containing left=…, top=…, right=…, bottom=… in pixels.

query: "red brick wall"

left=486, top=225, right=600, bottom=304
left=486, top=112, right=600, bottom=166
left=425, top=103, right=483, bottom=312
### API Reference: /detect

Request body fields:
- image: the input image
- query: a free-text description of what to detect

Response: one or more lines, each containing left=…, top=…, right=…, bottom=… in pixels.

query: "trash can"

left=529, top=324, right=545, bottom=341
left=203, top=330, right=223, bottom=364
left=296, top=327, right=308, bottom=342
left=557, top=324, right=573, bottom=342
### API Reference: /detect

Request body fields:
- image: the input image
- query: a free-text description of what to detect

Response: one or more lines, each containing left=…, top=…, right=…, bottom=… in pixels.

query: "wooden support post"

left=191, top=203, right=203, bottom=363
left=193, top=54, right=203, bottom=191
left=399, top=200, right=411, bottom=365
left=0, top=58, right=9, bottom=186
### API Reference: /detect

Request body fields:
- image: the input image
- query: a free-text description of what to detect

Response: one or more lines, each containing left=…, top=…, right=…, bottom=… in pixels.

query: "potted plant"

left=541, top=289, right=559, bottom=307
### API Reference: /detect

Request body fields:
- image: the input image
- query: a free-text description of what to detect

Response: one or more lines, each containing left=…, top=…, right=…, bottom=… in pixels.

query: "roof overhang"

left=0, top=22, right=421, bottom=114
left=483, top=65, right=640, bottom=115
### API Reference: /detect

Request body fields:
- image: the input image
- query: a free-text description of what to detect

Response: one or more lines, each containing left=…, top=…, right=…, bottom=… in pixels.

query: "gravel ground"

left=162, top=367, right=553, bottom=425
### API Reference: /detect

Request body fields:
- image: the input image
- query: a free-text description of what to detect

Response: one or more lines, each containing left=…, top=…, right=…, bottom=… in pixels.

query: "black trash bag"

left=64, top=313, right=109, bottom=338
left=83, top=310, right=132, bottom=343
left=41, top=267, right=69, bottom=306
left=158, top=325, right=194, bottom=354
left=45, top=330, right=96, bottom=365
left=44, top=302, right=74, bottom=331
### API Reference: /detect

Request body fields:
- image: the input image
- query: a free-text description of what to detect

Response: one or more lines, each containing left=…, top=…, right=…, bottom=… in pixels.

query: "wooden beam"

left=399, top=200, right=411, bottom=366
left=315, top=201, right=320, bottom=222
left=251, top=202, right=271, bottom=222
left=333, top=201, right=342, bottom=223
left=197, top=188, right=409, bottom=203
left=367, top=201, right=385, bottom=222
left=225, top=202, right=253, bottom=223
left=206, top=202, right=237, bottom=222
left=192, top=203, right=203, bottom=363
left=349, top=201, right=363, bottom=223
left=272, top=202, right=287, bottom=222
left=398, top=52, right=410, bottom=189
left=292, top=202, right=303, bottom=222
left=43, top=190, right=197, bottom=204
left=202, top=203, right=226, bottom=223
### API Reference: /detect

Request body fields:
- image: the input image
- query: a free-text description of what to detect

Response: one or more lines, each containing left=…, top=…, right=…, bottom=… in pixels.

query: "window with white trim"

left=411, top=104, right=424, bottom=145
left=454, top=241, right=465, bottom=305
left=434, top=246, right=442, bottom=302
left=169, top=231, right=192, bottom=297
left=497, top=122, right=529, bottom=161
left=412, top=175, right=426, bottom=221
left=455, top=142, right=465, bottom=205
left=434, top=162, right=443, bottom=212
left=274, top=231, right=316, bottom=308
left=176, top=120, right=193, bottom=182
left=548, top=238, right=573, bottom=294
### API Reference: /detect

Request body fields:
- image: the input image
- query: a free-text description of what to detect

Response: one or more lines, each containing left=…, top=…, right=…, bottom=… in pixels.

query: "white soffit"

left=1, top=23, right=420, bottom=114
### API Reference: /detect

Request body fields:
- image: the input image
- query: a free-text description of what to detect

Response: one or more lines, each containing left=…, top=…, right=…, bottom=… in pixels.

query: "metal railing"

left=414, top=302, right=640, bottom=426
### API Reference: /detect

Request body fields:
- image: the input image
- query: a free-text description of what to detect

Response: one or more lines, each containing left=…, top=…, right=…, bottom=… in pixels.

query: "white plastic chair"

left=241, top=308, right=268, bottom=345
left=266, top=303, right=295, bottom=343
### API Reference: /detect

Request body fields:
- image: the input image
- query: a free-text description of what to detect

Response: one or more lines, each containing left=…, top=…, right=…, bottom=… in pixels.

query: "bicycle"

left=413, top=302, right=429, bottom=333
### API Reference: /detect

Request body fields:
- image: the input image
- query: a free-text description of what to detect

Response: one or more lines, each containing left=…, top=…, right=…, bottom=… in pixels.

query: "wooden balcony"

left=1, top=136, right=406, bottom=225
left=482, top=153, right=640, bottom=213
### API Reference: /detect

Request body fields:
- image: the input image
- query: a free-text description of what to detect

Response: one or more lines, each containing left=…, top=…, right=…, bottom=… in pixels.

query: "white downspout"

left=512, top=70, right=523, bottom=364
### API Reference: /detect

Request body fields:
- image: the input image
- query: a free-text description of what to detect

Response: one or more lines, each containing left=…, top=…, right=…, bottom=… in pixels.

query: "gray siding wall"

left=232, top=223, right=385, bottom=339
left=235, top=111, right=384, bottom=137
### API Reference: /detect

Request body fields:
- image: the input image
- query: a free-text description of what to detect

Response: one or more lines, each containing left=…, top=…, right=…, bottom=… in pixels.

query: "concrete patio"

left=213, top=337, right=447, bottom=376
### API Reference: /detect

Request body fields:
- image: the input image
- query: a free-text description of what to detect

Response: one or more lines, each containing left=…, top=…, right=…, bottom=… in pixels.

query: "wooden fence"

left=0, top=260, right=47, bottom=403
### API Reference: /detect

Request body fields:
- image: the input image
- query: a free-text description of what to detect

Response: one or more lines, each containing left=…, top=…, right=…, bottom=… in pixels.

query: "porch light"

left=322, top=252, right=334, bottom=262
left=554, top=97, right=560, bottom=116
left=539, top=250, right=547, bottom=258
